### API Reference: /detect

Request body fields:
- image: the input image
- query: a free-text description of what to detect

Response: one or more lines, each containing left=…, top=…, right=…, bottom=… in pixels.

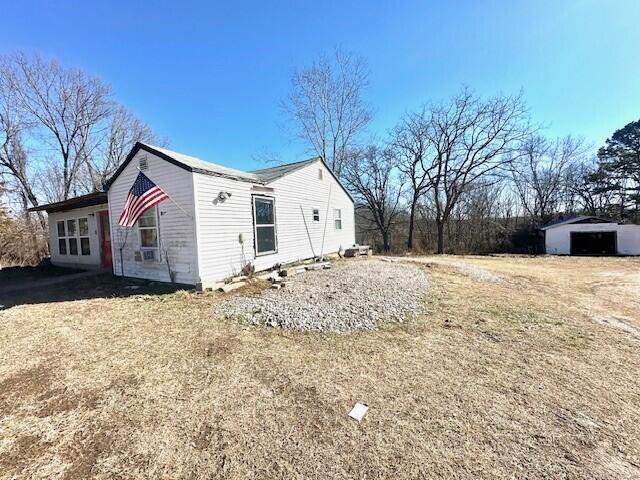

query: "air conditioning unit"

left=134, top=250, right=156, bottom=262
left=142, top=250, right=156, bottom=261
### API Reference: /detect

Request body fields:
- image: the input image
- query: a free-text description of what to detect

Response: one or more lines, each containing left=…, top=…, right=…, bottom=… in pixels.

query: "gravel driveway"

left=215, top=260, right=429, bottom=332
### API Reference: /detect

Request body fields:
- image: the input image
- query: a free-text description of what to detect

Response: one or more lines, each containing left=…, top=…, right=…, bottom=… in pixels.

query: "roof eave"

left=28, top=192, right=108, bottom=213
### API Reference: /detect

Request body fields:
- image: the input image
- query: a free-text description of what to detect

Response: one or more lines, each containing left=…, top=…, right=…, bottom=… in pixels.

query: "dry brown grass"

left=1, top=255, right=640, bottom=479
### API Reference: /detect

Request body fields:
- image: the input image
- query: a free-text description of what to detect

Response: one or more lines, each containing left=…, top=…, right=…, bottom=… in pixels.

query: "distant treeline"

left=1, top=49, right=638, bottom=265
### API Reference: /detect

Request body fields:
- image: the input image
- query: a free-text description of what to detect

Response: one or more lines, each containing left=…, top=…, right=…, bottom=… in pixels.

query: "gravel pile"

left=451, top=263, right=504, bottom=283
left=215, top=260, right=429, bottom=332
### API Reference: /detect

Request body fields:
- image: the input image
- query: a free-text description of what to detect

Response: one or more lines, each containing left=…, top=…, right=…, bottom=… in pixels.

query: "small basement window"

left=253, top=196, right=277, bottom=255
left=334, top=208, right=342, bottom=230
left=138, top=207, right=159, bottom=261
left=313, top=209, right=320, bottom=222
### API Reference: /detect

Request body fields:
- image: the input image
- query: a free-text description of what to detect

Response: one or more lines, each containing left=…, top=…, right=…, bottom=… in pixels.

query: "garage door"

left=570, top=231, right=617, bottom=255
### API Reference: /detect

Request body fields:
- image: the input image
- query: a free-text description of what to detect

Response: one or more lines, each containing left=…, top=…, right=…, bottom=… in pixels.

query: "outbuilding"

left=540, top=216, right=640, bottom=256
left=31, top=143, right=356, bottom=287
left=29, top=192, right=112, bottom=270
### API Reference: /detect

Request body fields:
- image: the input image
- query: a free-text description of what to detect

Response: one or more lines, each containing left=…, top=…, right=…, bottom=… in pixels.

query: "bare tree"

left=3, top=52, right=111, bottom=200
left=343, top=145, right=404, bottom=251
left=0, top=73, right=47, bottom=228
left=0, top=52, right=161, bottom=205
left=508, top=135, right=586, bottom=222
left=283, top=47, right=371, bottom=176
left=390, top=109, right=431, bottom=250
left=422, top=88, right=530, bottom=253
left=87, top=104, right=158, bottom=189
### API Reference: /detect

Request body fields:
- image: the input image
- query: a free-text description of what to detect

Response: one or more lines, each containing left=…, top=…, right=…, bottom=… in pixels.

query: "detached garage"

left=541, top=216, right=640, bottom=256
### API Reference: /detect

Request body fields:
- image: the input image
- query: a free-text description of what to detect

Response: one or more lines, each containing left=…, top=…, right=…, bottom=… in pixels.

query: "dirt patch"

left=191, top=415, right=227, bottom=451
left=61, top=427, right=115, bottom=480
left=592, top=314, right=640, bottom=339
left=0, top=435, right=48, bottom=474
left=0, top=363, right=55, bottom=415
left=36, top=386, right=101, bottom=417
left=0, top=363, right=102, bottom=418
left=202, top=334, right=240, bottom=360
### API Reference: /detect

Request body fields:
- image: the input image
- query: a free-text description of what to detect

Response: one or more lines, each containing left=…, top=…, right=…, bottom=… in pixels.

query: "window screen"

left=334, top=209, right=342, bottom=230
left=138, top=207, right=159, bottom=260
left=253, top=197, right=276, bottom=255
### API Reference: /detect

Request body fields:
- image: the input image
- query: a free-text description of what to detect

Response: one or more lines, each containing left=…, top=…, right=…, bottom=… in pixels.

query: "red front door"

left=98, top=210, right=113, bottom=269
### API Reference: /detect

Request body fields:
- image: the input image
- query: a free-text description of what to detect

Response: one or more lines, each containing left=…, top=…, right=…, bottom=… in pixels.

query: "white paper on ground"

left=348, top=402, right=369, bottom=421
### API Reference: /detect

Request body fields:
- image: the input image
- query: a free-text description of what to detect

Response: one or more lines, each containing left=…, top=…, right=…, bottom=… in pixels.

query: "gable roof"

left=539, top=215, right=616, bottom=230
left=249, top=157, right=320, bottom=182
left=104, top=143, right=260, bottom=187
left=104, top=143, right=354, bottom=202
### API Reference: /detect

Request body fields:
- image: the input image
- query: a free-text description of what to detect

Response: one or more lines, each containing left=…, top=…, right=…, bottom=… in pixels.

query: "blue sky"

left=2, top=0, right=638, bottom=171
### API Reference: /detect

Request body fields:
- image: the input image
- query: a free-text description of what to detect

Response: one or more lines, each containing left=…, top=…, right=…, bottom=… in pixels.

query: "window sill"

left=255, top=250, right=277, bottom=257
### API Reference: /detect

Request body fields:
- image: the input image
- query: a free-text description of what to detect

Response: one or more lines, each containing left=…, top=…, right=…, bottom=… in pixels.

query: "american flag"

left=118, top=171, right=169, bottom=227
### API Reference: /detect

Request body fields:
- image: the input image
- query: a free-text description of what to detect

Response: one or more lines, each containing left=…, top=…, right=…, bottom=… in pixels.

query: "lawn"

left=1, top=255, right=640, bottom=479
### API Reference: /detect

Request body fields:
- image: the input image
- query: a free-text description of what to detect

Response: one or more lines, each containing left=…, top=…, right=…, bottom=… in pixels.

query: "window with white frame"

left=57, top=220, right=67, bottom=255
left=138, top=207, right=159, bottom=261
left=253, top=196, right=276, bottom=255
left=312, top=208, right=320, bottom=222
left=67, top=219, right=78, bottom=255
left=78, top=218, right=91, bottom=255
left=334, top=208, right=342, bottom=230
left=57, top=217, right=90, bottom=256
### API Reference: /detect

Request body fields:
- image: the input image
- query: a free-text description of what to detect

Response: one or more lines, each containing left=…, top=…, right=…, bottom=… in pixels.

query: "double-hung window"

left=138, top=207, right=159, bottom=261
left=334, top=209, right=342, bottom=230
left=253, top=196, right=277, bottom=255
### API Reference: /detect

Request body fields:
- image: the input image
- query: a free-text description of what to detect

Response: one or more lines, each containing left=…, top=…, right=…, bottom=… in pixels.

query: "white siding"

left=107, top=151, right=198, bottom=284
left=193, top=174, right=255, bottom=281
left=618, top=225, right=640, bottom=254
left=256, top=161, right=355, bottom=270
left=545, top=223, right=640, bottom=255
left=195, top=160, right=355, bottom=283
left=48, top=204, right=107, bottom=269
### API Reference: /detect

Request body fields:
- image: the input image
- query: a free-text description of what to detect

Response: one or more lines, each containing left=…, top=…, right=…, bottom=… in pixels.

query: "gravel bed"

left=215, top=260, right=429, bottom=332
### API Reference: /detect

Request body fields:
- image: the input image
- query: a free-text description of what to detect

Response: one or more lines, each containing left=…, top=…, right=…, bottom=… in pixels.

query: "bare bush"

left=0, top=209, right=47, bottom=266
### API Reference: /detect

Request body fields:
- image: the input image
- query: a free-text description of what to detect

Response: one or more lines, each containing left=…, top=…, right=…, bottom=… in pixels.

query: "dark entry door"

left=98, top=210, right=113, bottom=269
left=570, top=231, right=616, bottom=255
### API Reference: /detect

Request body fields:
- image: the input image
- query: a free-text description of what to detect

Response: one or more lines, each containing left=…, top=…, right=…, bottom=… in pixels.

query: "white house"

left=540, top=216, right=640, bottom=255
left=31, top=143, right=356, bottom=287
